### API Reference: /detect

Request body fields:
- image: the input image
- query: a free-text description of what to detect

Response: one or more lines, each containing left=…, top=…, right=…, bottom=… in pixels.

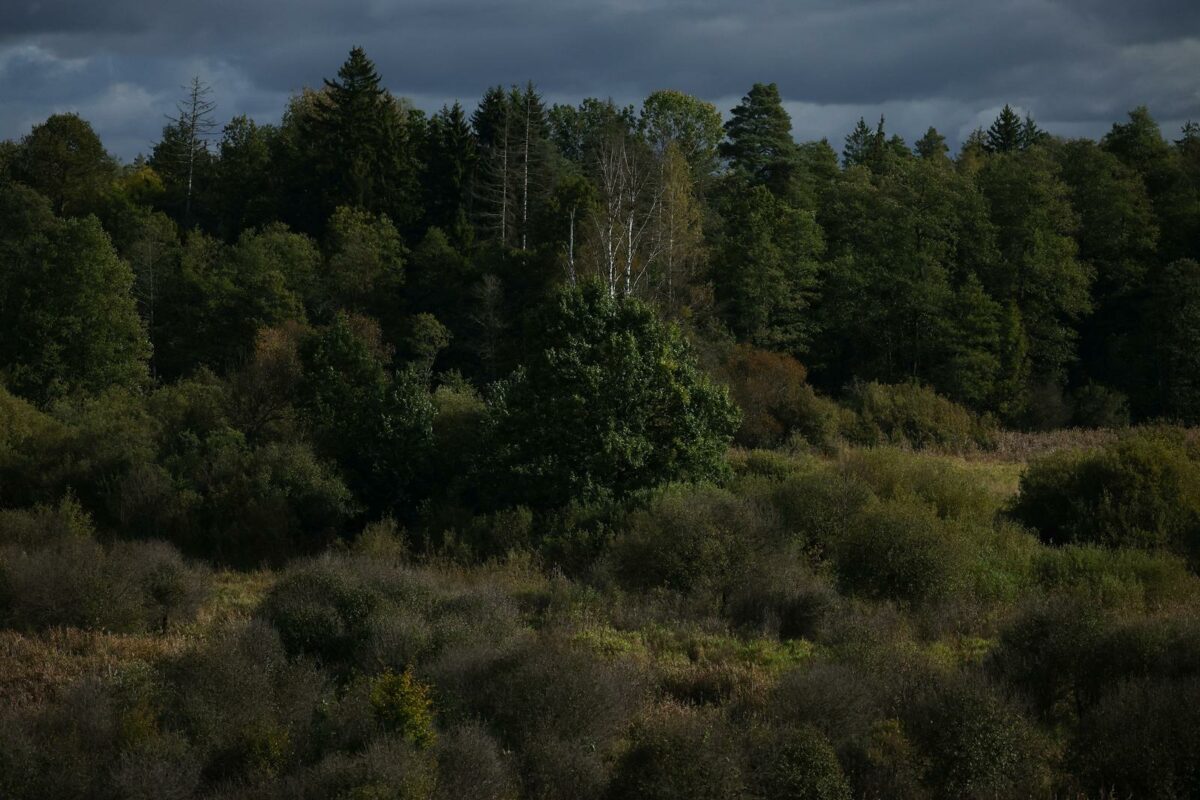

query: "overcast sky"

left=2, top=0, right=1198, bottom=161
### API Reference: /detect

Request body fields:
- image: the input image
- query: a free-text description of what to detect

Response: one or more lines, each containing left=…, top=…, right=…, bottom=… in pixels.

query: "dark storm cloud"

left=1, top=0, right=1197, bottom=159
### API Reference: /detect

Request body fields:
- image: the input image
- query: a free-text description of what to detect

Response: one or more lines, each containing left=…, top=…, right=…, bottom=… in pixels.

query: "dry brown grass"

left=0, top=627, right=192, bottom=708
left=0, top=569, right=276, bottom=708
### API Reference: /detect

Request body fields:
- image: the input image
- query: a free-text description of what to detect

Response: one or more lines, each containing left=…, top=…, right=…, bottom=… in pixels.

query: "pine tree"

left=986, top=105, right=1024, bottom=153
left=720, top=83, right=801, bottom=198
left=915, top=127, right=949, bottom=160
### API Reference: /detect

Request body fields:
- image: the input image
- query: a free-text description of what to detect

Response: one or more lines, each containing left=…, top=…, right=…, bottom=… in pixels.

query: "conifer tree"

left=986, top=105, right=1024, bottom=153
left=720, top=83, right=801, bottom=198
left=915, top=127, right=949, bottom=160
left=424, top=102, right=476, bottom=249
left=843, top=117, right=874, bottom=167
left=302, top=47, right=420, bottom=228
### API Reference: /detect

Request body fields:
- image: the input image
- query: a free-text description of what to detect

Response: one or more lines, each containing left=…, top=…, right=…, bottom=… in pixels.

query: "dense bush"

left=609, top=484, right=776, bottom=596
left=718, top=344, right=847, bottom=451
left=832, top=501, right=967, bottom=605
left=606, top=705, right=745, bottom=800
left=1070, top=677, right=1200, bottom=799
left=1010, top=428, right=1200, bottom=564
left=747, top=723, right=851, bottom=800
left=0, top=498, right=208, bottom=632
left=845, top=381, right=996, bottom=452
left=900, top=673, right=1050, bottom=799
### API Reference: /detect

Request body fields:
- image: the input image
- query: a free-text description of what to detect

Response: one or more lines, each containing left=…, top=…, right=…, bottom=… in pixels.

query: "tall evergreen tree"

left=843, top=117, right=874, bottom=168
left=915, top=127, right=949, bottom=161
left=300, top=47, right=420, bottom=230
left=986, top=105, right=1024, bottom=153
left=712, top=182, right=824, bottom=353
left=424, top=102, right=476, bottom=249
left=720, top=83, right=802, bottom=199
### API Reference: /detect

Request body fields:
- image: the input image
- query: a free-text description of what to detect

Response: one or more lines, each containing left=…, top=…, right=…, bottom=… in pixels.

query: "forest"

left=2, top=45, right=1200, bottom=799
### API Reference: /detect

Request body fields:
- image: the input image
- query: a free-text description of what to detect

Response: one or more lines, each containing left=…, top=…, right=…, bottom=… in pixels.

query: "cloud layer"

left=2, top=0, right=1198, bottom=159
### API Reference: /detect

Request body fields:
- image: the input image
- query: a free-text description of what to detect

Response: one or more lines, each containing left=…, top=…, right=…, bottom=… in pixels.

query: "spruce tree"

left=424, top=102, right=476, bottom=248
left=986, top=105, right=1024, bottom=153
left=843, top=117, right=874, bottom=168
left=303, top=47, right=420, bottom=228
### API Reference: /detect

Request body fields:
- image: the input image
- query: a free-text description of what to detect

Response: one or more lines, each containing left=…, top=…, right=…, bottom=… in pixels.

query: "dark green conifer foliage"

left=915, top=127, right=949, bottom=160
left=302, top=47, right=420, bottom=230
left=843, top=117, right=874, bottom=168
left=987, top=105, right=1025, bottom=153
left=720, top=83, right=802, bottom=198
left=424, top=102, right=477, bottom=249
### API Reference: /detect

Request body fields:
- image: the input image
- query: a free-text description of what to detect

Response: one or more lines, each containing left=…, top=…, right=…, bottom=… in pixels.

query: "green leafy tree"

left=0, top=184, right=149, bottom=403
left=639, top=89, right=724, bottom=180
left=300, top=313, right=435, bottom=515
left=1057, top=140, right=1158, bottom=412
left=12, top=113, right=115, bottom=217
left=488, top=281, right=739, bottom=507
left=712, top=182, right=824, bottom=354
left=321, top=206, right=407, bottom=343
left=1143, top=259, right=1200, bottom=423
left=154, top=228, right=308, bottom=377
left=1104, top=106, right=1200, bottom=263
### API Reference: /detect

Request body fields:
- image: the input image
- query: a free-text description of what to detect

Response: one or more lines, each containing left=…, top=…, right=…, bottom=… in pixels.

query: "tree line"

left=2, top=46, right=1199, bottom=433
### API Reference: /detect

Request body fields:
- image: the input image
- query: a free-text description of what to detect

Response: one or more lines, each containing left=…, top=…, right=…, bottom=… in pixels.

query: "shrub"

left=747, top=724, right=851, bottom=800
left=109, top=733, right=202, bottom=800
left=606, top=704, right=745, bottom=800
left=369, top=669, right=436, bottom=748
left=165, top=620, right=325, bottom=781
left=770, top=662, right=883, bottom=744
left=432, top=722, right=516, bottom=800
left=725, top=560, right=839, bottom=640
left=841, top=447, right=996, bottom=522
left=286, top=737, right=437, bottom=800
left=1009, top=428, right=1200, bottom=564
left=987, top=598, right=1106, bottom=722
left=609, top=485, right=776, bottom=596
left=718, top=344, right=845, bottom=451
left=1070, top=383, right=1130, bottom=428
left=901, top=673, right=1049, bottom=799
left=0, top=499, right=208, bottom=632
left=766, top=468, right=874, bottom=554
left=844, top=381, right=995, bottom=452
left=1032, top=544, right=1197, bottom=610
left=1071, top=677, right=1200, bottom=799
left=257, top=560, right=380, bottom=664
left=833, top=501, right=967, bottom=605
